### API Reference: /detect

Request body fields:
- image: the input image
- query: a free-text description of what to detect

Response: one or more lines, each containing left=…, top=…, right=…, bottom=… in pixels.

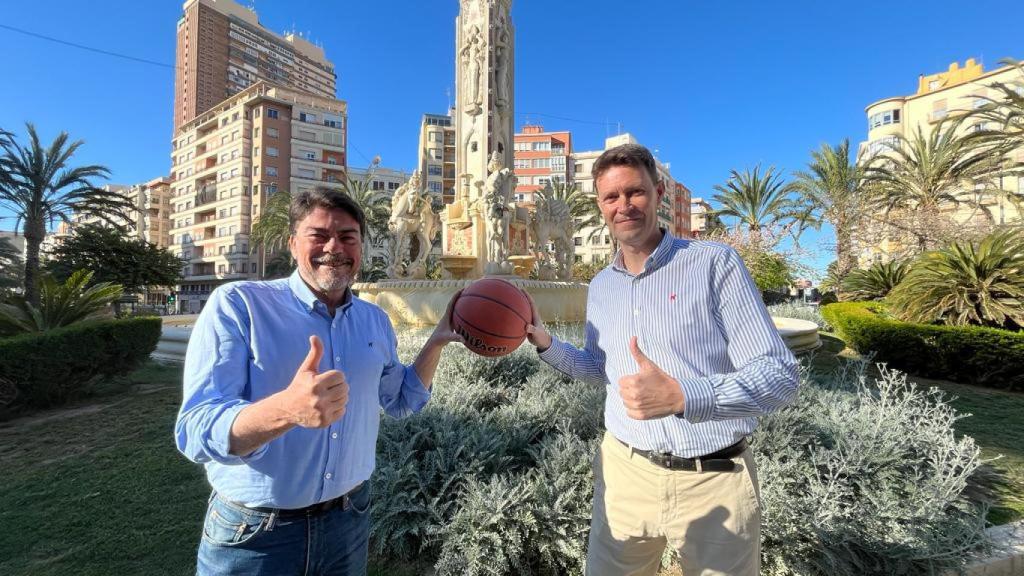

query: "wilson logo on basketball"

left=451, top=278, right=532, bottom=358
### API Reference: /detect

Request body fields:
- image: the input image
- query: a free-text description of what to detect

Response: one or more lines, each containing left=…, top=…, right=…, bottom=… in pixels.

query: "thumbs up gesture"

left=618, top=336, right=686, bottom=420
left=281, top=335, right=349, bottom=428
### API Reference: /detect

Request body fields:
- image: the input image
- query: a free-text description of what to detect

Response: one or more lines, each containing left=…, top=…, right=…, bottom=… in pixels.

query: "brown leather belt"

left=620, top=438, right=748, bottom=472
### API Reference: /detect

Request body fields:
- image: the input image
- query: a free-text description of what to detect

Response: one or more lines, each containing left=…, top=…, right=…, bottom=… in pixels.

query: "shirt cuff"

left=402, top=365, right=432, bottom=413
left=208, top=401, right=269, bottom=465
left=678, top=377, right=716, bottom=424
left=537, top=336, right=569, bottom=366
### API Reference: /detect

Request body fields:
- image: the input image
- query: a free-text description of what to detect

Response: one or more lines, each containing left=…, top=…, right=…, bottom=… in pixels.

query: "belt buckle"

left=657, top=452, right=674, bottom=469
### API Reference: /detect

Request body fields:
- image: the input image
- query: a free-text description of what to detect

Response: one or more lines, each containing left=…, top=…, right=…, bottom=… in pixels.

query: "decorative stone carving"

left=479, top=151, right=514, bottom=274
left=388, top=171, right=440, bottom=279
left=532, top=182, right=574, bottom=280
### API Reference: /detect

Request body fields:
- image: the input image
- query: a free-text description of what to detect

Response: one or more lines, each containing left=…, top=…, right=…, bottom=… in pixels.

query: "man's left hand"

left=429, top=289, right=465, bottom=346
left=618, top=336, right=686, bottom=420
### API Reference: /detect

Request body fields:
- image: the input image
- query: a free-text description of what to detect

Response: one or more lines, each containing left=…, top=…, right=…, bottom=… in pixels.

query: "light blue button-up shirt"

left=540, top=230, right=799, bottom=457
left=175, top=271, right=430, bottom=509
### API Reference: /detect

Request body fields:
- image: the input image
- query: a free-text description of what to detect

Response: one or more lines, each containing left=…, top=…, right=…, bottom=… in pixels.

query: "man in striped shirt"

left=526, top=144, right=799, bottom=575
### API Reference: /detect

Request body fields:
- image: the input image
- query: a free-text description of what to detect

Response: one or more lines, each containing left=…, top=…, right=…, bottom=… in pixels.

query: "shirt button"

left=335, top=356, right=341, bottom=362
left=634, top=309, right=639, bottom=316
left=331, top=432, right=338, bottom=439
left=325, top=472, right=332, bottom=480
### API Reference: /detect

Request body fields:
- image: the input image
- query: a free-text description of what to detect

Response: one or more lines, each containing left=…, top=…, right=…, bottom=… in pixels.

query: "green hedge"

left=821, top=302, right=1024, bottom=391
left=0, top=317, right=162, bottom=409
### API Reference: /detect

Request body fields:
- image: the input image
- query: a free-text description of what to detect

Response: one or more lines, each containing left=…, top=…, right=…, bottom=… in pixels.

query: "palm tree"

left=969, top=59, right=1024, bottom=158
left=712, top=165, right=805, bottom=234
left=862, top=118, right=1007, bottom=252
left=250, top=188, right=293, bottom=277
left=793, top=140, right=865, bottom=279
left=0, top=124, right=135, bottom=306
left=888, top=228, right=1024, bottom=329
left=841, top=259, right=911, bottom=301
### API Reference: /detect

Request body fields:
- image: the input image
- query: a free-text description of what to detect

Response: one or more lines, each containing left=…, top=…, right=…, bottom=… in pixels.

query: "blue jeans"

left=196, top=483, right=371, bottom=575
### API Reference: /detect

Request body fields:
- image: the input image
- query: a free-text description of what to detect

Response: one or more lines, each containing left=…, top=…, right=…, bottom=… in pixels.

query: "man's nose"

left=323, top=236, right=343, bottom=252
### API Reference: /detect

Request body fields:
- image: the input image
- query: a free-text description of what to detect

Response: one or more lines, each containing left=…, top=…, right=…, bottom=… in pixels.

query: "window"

left=514, top=159, right=530, bottom=169
left=253, top=127, right=260, bottom=138
left=869, top=109, right=901, bottom=129
left=574, top=237, right=582, bottom=246
left=252, top=263, right=258, bottom=273
left=297, top=168, right=315, bottom=179
left=427, top=181, right=442, bottom=193
left=299, top=112, right=317, bottom=123
left=533, top=158, right=550, bottom=169
left=266, top=183, right=278, bottom=195
left=266, top=147, right=278, bottom=157
left=427, top=165, right=443, bottom=176
left=551, top=156, right=566, bottom=171
left=267, top=127, right=279, bottom=138
left=266, top=108, right=279, bottom=119
left=429, top=148, right=443, bottom=160
left=253, top=146, right=259, bottom=157
left=265, top=166, right=278, bottom=177
left=388, top=181, right=400, bottom=190
left=302, top=149, right=316, bottom=160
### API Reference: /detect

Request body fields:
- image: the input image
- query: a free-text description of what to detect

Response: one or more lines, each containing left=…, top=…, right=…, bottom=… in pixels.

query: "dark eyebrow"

left=305, top=226, right=360, bottom=235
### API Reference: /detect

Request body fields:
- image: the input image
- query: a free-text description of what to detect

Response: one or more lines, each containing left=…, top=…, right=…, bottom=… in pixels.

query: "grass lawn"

left=0, top=362, right=414, bottom=576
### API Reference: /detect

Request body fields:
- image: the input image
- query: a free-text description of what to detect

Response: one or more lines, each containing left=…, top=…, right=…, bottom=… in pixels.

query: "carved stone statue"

left=479, top=151, right=514, bottom=274
left=388, top=171, right=440, bottom=279
left=494, top=15, right=511, bottom=111
left=461, top=24, right=484, bottom=115
left=532, top=182, right=574, bottom=280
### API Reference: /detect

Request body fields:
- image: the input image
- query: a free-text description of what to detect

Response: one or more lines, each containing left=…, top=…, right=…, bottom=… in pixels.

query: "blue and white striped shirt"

left=540, top=230, right=799, bottom=457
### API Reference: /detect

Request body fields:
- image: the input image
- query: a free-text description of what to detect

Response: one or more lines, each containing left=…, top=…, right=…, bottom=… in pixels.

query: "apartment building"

left=346, top=165, right=410, bottom=267
left=169, top=81, right=347, bottom=313
left=417, top=112, right=457, bottom=205
left=690, top=197, right=716, bottom=238
left=512, top=125, right=573, bottom=203
left=856, top=58, right=1023, bottom=265
left=46, top=180, right=174, bottom=249
left=570, top=133, right=691, bottom=264
left=174, top=0, right=337, bottom=131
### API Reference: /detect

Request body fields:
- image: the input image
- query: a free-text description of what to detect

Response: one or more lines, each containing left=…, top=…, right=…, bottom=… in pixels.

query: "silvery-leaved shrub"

left=768, top=302, right=832, bottom=331
left=371, top=328, right=990, bottom=576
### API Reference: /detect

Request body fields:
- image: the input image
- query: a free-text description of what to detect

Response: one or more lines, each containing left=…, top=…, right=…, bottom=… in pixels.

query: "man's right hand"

left=522, top=290, right=552, bottom=352
left=279, top=335, right=349, bottom=428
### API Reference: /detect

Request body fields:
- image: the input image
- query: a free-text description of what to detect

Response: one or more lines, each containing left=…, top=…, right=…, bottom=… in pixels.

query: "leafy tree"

left=793, top=139, right=865, bottom=280
left=711, top=165, right=806, bottom=235
left=888, top=227, right=1024, bottom=329
left=0, top=269, right=122, bottom=335
left=0, top=124, right=135, bottom=306
left=841, top=259, right=911, bottom=301
left=862, top=118, right=1010, bottom=253
left=45, top=224, right=183, bottom=295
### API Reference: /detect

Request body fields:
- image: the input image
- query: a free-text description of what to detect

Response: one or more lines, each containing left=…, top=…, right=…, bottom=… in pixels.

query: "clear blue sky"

left=2, top=0, right=1022, bottom=277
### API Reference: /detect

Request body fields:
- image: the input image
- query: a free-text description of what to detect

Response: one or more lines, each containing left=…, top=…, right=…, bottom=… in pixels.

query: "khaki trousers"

left=586, top=431, right=761, bottom=576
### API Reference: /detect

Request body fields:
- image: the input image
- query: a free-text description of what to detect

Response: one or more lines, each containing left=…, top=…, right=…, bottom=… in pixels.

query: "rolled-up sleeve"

left=678, top=247, right=800, bottom=423
left=174, top=288, right=267, bottom=465
left=377, top=319, right=431, bottom=418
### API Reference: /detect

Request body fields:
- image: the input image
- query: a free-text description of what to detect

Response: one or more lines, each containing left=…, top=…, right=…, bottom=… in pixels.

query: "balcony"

left=195, top=186, right=218, bottom=207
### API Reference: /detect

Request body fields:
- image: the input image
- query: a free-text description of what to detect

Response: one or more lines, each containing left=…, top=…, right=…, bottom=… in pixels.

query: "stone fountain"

left=354, top=0, right=587, bottom=326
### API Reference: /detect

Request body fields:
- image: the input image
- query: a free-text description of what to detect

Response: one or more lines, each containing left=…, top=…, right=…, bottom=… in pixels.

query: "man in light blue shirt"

left=527, top=144, right=799, bottom=575
left=176, top=189, right=461, bottom=575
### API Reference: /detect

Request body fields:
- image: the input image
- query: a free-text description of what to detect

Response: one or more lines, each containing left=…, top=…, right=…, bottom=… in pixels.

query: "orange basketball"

left=452, top=278, right=532, bottom=357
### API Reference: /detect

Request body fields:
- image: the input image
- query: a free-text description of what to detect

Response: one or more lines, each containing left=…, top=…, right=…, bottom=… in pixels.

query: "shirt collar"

left=288, top=270, right=353, bottom=315
left=611, top=228, right=677, bottom=276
